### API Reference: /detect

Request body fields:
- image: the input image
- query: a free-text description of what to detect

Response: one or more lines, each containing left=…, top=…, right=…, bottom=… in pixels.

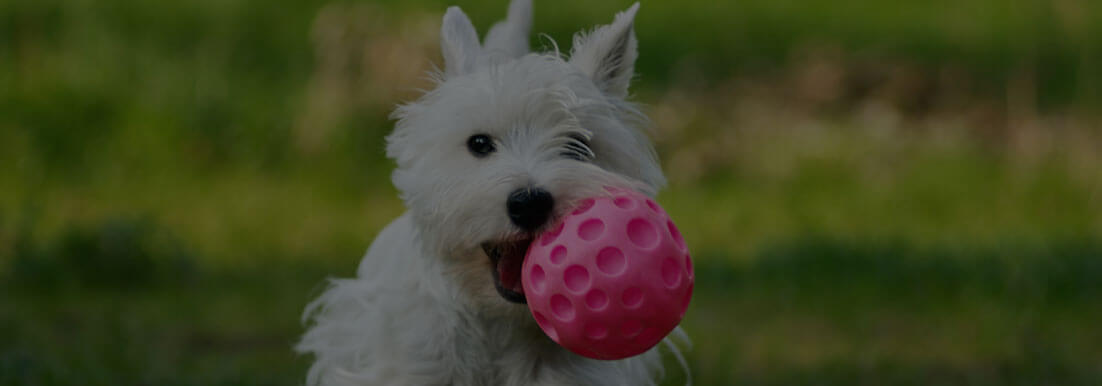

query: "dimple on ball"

left=522, top=189, right=693, bottom=360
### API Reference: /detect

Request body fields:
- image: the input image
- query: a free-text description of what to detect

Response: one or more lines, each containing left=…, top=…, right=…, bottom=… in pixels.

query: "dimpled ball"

left=522, top=189, right=693, bottom=360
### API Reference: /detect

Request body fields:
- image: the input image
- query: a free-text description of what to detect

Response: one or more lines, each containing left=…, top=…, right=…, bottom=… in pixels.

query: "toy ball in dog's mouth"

left=482, top=238, right=533, bottom=304
left=521, top=189, right=693, bottom=360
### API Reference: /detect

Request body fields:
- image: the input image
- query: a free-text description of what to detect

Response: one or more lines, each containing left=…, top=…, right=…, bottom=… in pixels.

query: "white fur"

left=297, top=2, right=687, bottom=385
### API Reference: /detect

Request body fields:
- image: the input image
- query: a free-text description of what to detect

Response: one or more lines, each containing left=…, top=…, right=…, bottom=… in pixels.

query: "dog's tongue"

left=497, top=253, right=525, bottom=294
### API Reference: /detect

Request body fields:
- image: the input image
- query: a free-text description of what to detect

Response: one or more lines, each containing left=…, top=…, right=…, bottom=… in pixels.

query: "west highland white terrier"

left=297, top=1, right=687, bottom=384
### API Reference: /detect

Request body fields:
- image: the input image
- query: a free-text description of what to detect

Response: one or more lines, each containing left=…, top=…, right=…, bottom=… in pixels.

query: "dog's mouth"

left=482, top=237, right=534, bottom=304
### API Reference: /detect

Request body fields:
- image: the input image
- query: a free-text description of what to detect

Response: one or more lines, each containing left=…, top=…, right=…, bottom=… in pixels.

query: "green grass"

left=5, top=228, right=1102, bottom=385
left=3, top=0, right=1102, bottom=384
left=3, top=0, right=1100, bottom=180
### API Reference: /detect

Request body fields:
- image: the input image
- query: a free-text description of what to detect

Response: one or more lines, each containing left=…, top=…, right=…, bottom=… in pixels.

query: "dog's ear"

left=483, top=0, right=532, bottom=59
left=569, top=2, right=639, bottom=98
left=441, top=6, right=482, bottom=77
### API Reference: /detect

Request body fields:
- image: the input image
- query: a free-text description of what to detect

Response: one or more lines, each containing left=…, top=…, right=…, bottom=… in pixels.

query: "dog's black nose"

left=507, top=188, right=554, bottom=231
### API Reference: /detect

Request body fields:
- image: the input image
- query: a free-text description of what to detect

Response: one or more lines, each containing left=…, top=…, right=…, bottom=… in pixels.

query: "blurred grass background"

left=2, top=0, right=1101, bottom=385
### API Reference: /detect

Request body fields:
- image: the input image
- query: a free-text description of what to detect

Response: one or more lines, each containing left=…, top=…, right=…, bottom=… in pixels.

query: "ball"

left=522, top=189, right=693, bottom=360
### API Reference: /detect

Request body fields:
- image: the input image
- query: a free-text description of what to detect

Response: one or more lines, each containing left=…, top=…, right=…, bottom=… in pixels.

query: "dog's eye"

left=561, top=134, right=593, bottom=162
left=467, top=134, right=496, bottom=158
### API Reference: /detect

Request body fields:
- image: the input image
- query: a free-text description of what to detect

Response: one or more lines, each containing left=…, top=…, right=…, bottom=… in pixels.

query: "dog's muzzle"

left=482, top=237, right=534, bottom=304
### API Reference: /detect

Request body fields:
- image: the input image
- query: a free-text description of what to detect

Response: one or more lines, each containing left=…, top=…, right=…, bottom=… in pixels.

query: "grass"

left=5, top=228, right=1102, bottom=385
left=2, top=0, right=1102, bottom=384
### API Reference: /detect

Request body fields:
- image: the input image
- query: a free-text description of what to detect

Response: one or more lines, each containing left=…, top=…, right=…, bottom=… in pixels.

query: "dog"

left=296, top=1, right=687, bottom=384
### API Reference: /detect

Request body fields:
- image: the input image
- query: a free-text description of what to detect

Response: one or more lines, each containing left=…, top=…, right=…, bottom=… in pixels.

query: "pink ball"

left=522, top=190, right=693, bottom=360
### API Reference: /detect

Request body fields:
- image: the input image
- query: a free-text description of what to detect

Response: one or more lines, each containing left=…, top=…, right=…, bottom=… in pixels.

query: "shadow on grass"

left=663, top=239, right=1102, bottom=386
left=3, top=219, right=1100, bottom=385
left=694, top=238, right=1102, bottom=305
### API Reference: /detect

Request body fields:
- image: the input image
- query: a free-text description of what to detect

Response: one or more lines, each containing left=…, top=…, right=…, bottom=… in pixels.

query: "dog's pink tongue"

left=498, top=255, right=524, bottom=294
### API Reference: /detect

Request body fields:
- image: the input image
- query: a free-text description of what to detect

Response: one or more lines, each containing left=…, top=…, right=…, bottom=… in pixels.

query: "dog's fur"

left=296, top=1, right=687, bottom=384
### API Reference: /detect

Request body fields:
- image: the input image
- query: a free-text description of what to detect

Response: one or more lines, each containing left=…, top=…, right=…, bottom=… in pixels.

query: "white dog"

left=297, top=1, right=687, bottom=384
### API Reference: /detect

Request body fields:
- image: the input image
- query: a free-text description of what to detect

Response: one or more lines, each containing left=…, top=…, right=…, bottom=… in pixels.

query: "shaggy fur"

left=297, top=1, right=688, bottom=384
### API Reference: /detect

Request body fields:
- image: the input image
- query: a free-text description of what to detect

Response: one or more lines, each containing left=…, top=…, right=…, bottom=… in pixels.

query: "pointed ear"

left=440, top=6, right=482, bottom=77
left=483, top=0, right=533, bottom=59
left=569, top=2, right=640, bottom=98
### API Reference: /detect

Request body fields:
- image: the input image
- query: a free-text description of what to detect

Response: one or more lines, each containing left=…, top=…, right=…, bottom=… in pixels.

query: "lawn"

left=2, top=0, right=1101, bottom=384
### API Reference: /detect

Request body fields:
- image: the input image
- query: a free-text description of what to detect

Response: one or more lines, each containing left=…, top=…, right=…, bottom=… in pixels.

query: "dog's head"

left=386, top=0, right=664, bottom=314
